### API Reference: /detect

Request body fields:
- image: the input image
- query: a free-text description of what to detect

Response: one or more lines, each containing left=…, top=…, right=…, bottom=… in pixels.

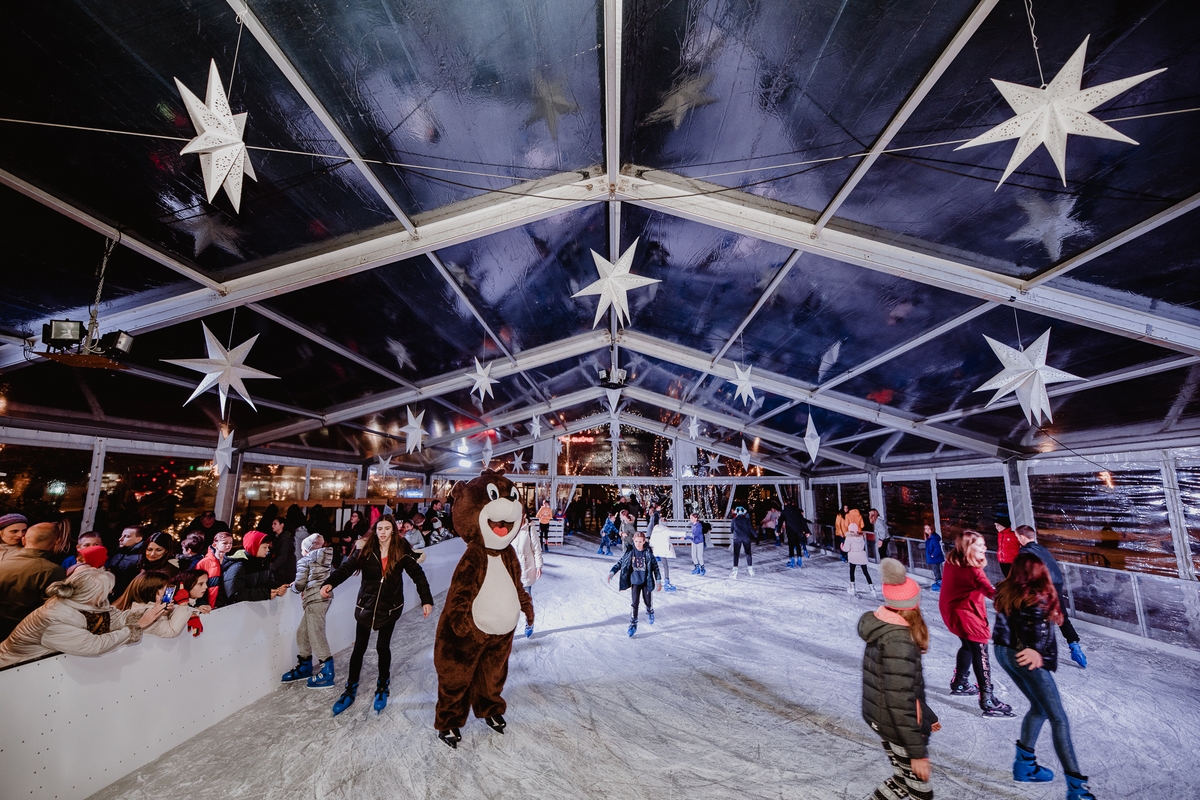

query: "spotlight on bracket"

left=598, top=367, right=627, bottom=389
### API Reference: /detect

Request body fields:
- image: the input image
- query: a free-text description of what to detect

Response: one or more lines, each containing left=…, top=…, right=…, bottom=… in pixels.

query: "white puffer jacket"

left=0, top=598, right=142, bottom=668
left=128, top=601, right=193, bottom=639
left=648, top=524, right=676, bottom=558
left=512, top=523, right=543, bottom=588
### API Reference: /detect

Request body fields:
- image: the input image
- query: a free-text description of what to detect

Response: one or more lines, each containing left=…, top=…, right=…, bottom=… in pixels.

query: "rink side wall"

left=0, top=537, right=465, bottom=800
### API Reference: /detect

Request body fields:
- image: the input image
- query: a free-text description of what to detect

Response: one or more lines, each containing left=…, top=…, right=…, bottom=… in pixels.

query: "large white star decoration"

left=956, top=36, right=1165, bottom=188
left=174, top=60, right=257, bottom=212
left=688, top=415, right=700, bottom=441
left=213, top=429, right=234, bottom=476
left=740, top=440, right=752, bottom=470
left=975, top=330, right=1084, bottom=425
left=529, top=415, right=543, bottom=440
left=163, top=323, right=278, bottom=416
left=804, top=416, right=821, bottom=462
left=730, top=364, right=757, bottom=406
left=705, top=453, right=723, bottom=473
left=666, top=442, right=675, bottom=462
left=510, top=451, right=526, bottom=474
left=1007, top=195, right=1094, bottom=262
left=481, top=440, right=494, bottom=467
left=469, top=357, right=498, bottom=400
left=399, top=406, right=427, bottom=454
left=572, top=239, right=659, bottom=328
left=554, top=436, right=564, bottom=456
left=375, top=454, right=397, bottom=475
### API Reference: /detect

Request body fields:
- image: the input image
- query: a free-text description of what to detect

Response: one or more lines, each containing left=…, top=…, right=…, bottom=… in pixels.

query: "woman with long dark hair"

left=320, top=514, right=434, bottom=716
left=136, top=532, right=180, bottom=578
left=994, top=553, right=1096, bottom=799
left=938, top=530, right=1013, bottom=718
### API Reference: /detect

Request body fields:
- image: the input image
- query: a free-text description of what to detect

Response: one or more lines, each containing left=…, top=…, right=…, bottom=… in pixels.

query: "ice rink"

left=89, top=538, right=1200, bottom=799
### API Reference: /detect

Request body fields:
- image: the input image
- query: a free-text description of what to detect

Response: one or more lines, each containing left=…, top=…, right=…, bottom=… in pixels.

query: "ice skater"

left=843, top=523, right=876, bottom=597
left=597, top=512, right=618, bottom=556
left=730, top=506, right=754, bottom=578
left=780, top=501, right=810, bottom=567
left=993, top=553, right=1097, bottom=799
left=607, top=529, right=661, bottom=637
left=1016, top=525, right=1087, bottom=668
left=320, top=515, right=434, bottom=716
left=687, top=513, right=705, bottom=576
left=512, top=520, right=543, bottom=638
left=939, top=531, right=1013, bottom=718
left=282, top=533, right=335, bottom=688
left=648, top=518, right=678, bottom=592
left=859, top=558, right=940, bottom=800
left=923, top=524, right=944, bottom=591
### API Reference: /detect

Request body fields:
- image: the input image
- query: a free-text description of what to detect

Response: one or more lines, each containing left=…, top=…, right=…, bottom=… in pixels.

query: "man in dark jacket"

left=730, top=506, right=755, bottom=578
left=1015, top=525, right=1087, bottom=668
left=779, top=503, right=810, bottom=567
left=0, top=523, right=67, bottom=640
left=105, top=526, right=146, bottom=601
left=184, top=510, right=231, bottom=546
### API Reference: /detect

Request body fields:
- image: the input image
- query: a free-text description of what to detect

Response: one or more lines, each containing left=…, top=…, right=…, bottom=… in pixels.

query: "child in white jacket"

left=282, top=533, right=335, bottom=688
left=512, top=521, right=543, bottom=638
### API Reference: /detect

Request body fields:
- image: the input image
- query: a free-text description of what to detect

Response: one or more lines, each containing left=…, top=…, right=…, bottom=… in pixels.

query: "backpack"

left=701, top=521, right=712, bottom=534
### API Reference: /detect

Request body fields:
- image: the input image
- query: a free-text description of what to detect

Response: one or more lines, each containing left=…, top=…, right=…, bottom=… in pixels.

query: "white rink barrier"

left=0, top=537, right=465, bottom=800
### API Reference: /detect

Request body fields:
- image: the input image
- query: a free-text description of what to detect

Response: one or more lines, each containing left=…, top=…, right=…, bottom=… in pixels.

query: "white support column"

left=1160, top=452, right=1197, bottom=581
left=1009, top=461, right=1037, bottom=530
left=80, top=438, right=106, bottom=534
left=868, top=471, right=885, bottom=517
left=355, top=465, right=368, bottom=499
left=303, top=463, right=312, bottom=502
left=930, top=474, right=942, bottom=537
left=214, top=453, right=241, bottom=524
left=802, top=477, right=815, bottom=523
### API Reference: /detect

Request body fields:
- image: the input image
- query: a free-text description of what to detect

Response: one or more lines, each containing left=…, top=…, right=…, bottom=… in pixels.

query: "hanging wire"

left=227, top=16, right=245, bottom=97
left=1013, top=306, right=1023, bottom=349
left=81, top=235, right=119, bottom=355
left=1023, top=0, right=1047, bottom=88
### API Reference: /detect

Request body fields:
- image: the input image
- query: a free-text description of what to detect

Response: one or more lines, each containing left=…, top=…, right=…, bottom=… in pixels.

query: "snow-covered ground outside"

left=89, top=536, right=1200, bottom=799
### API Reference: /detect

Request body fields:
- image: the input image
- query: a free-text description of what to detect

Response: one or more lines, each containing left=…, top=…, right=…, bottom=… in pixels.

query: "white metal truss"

left=813, top=0, right=1001, bottom=232
left=616, top=170, right=1200, bottom=355
left=603, top=0, right=623, bottom=191
left=616, top=412, right=803, bottom=477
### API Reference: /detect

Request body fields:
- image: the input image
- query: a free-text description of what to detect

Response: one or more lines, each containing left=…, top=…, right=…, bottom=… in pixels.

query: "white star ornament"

left=573, top=239, right=659, bottom=328
left=174, top=60, right=257, bottom=212
left=400, top=406, right=427, bottom=454
left=705, top=453, right=723, bottom=473
left=481, top=440, right=494, bottom=467
left=529, top=415, right=543, bottom=440
left=804, top=416, right=821, bottom=462
left=375, top=455, right=396, bottom=475
left=163, top=323, right=278, bottom=415
left=740, top=440, right=752, bottom=470
left=469, top=358, right=498, bottom=400
left=688, top=415, right=700, bottom=441
left=213, top=429, right=234, bottom=476
left=510, top=451, right=526, bottom=474
left=956, top=36, right=1164, bottom=187
left=730, top=364, right=757, bottom=406
left=974, top=330, right=1083, bottom=425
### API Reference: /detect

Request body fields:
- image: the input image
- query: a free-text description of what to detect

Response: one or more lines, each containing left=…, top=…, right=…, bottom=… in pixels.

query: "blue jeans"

left=994, top=645, right=1081, bottom=775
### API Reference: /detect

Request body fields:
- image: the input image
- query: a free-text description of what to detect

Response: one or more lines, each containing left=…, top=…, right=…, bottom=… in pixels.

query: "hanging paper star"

left=554, top=436, right=564, bottom=456
left=956, top=36, right=1165, bottom=188
left=605, top=388, right=623, bottom=417
left=573, top=239, right=659, bottom=328
left=740, top=440, right=752, bottom=470
left=469, top=357, right=498, bottom=400
left=817, top=340, right=842, bottom=383
left=481, top=440, right=494, bottom=467
left=666, top=442, right=675, bottom=462
left=174, top=60, right=257, bottom=212
left=163, top=323, right=278, bottom=415
left=1007, top=195, right=1094, bottom=262
left=730, top=364, right=757, bottom=406
left=644, top=73, right=718, bottom=129
left=525, top=75, right=579, bottom=138
left=705, top=453, right=723, bottom=473
left=510, top=451, right=526, bottom=474
left=213, top=429, right=234, bottom=476
left=688, top=415, right=700, bottom=441
left=529, top=415, right=543, bottom=440
left=975, top=330, right=1084, bottom=425
left=804, top=416, right=821, bottom=462
left=399, top=406, right=427, bottom=454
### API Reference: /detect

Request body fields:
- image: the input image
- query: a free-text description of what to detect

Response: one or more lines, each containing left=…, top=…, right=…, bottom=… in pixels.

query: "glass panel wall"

left=0, top=443, right=91, bottom=535
left=97, top=453, right=217, bottom=538
left=1171, top=467, right=1200, bottom=576
left=307, top=467, right=357, bottom=502
left=683, top=484, right=731, bottom=519
left=557, top=428, right=612, bottom=477
left=882, top=480, right=934, bottom=540
left=616, top=426, right=673, bottom=478
left=937, top=476, right=1008, bottom=550
left=233, top=462, right=306, bottom=535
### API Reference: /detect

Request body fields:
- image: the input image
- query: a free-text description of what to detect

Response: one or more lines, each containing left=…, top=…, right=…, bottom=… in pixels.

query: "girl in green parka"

left=858, top=558, right=940, bottom=800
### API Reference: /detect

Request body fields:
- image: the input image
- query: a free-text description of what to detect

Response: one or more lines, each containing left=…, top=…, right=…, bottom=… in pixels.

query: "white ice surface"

left=88, top=539, right=1200, bottom=799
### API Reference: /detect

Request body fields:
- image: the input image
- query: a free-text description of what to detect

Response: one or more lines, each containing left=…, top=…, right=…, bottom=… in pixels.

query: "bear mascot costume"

left=434, top=470, right=533, bottom=748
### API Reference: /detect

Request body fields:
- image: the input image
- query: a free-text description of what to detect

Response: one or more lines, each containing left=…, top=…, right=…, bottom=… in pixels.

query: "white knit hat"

left=301, top=533, right=322, bottom=554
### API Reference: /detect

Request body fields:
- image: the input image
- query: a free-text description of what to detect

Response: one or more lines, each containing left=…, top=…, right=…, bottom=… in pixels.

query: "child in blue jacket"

left=688, top=513, right=706, bottom=576
left=924, top=523, right=945, bottom=591
left=608, top=530, right=661, bottom=637
left=597, top=512, right=618, bottom=556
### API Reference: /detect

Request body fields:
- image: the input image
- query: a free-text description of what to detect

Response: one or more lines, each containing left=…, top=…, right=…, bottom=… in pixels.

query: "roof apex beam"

left=813, top=0, right=1000, bottom=232
left=603, top=0, right=623, bottom=189
left=615, top=412, right=803, bottom=477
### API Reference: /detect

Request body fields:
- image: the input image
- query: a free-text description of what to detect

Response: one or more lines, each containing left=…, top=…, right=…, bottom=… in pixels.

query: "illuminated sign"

left=562, top=435, right=595, bottom=443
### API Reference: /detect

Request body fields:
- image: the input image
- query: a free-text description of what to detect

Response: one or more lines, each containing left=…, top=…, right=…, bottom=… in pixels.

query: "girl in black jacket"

left=321, top=514, right=434, bottom=716
left=858, top=558, right=939, bottom=800
left=993, top=553, right=1096, bottom=800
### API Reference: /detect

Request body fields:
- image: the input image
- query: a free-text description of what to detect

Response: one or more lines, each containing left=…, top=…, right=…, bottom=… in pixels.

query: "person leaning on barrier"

left=0, top=522, right=69, bottom=642
left=0, top=566, right=165, bottom=669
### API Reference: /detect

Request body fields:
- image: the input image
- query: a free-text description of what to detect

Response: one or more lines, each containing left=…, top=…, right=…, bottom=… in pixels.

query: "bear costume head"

left=450, top=470, right=525, bottom=550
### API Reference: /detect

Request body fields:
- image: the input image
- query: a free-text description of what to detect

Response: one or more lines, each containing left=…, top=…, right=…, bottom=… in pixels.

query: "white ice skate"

left=871, top=584, right=879, bottom=598
left=846, top=584, right=856, bottom=595
left=747, top=566, right=755, bottom=577
left=731, top=566, right=739, bottom=580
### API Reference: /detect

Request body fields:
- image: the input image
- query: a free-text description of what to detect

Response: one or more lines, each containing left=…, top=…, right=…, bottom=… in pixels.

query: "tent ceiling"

left=2, top=0, right=1199, bottom=476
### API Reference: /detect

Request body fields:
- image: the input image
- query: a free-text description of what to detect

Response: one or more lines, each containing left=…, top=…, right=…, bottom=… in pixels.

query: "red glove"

left=187, top=616, right=204, bottom=637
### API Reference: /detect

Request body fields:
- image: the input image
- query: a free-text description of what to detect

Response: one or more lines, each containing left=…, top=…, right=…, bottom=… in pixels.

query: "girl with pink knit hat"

left=858, top=558, right=940, bottom=799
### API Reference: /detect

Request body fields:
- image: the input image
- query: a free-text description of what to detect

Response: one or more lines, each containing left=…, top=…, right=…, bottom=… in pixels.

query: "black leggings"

left=630, top=582, right=652, bottom=621
left=955, top=637, right=993, bottom=692
left=788, top=541, right=803, bottom=558
left=849, top=563, right=872, bottom=584
left=732, top=541, right=752, bottom=566
left=347, top=618, right=397, bottom=685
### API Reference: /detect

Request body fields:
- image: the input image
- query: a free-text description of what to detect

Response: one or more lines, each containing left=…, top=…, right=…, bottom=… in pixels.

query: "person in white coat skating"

left=648, top=521, right=678, bottom=592
left=512, top=520, right=543, bottom=638
left=842, top=522, right=876, bottom=598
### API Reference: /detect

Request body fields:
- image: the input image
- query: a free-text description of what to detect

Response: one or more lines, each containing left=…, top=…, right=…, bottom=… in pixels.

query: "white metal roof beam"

left=617, top=329, right=1017, bottom=458
left=616, top=412, right=803, bottom=477
left=603, top=0, right=623, bottom=189
left=616, top=171, right=1200, bottom=355
left=813, top=0, right=1000, bottom=232
left=0, top=169, right=606, bottom=371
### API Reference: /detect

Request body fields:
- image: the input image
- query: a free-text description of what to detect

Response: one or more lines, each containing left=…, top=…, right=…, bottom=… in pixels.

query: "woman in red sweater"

left=995, top=521, right=1020, bottom=578
left=938, top=531, right=1013, bottom=718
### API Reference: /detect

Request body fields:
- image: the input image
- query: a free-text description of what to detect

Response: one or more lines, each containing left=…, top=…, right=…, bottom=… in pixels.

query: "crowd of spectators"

left=0, top=500, right=457, bottom=670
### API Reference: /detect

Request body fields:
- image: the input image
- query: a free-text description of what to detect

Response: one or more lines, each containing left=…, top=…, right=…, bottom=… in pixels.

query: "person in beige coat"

left=0, top=566, right=164, bottom=668
left=512, top=520, right=543, bottom=639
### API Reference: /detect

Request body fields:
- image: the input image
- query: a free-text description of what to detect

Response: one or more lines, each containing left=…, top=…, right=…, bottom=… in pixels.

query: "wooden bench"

left=642, top=519, right=733, bottom=548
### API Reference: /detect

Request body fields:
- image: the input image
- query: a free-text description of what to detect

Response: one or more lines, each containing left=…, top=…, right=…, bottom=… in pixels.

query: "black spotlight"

left=99, top=330, right=135, bottom=358
left=42, top=320, right=85, bottom=350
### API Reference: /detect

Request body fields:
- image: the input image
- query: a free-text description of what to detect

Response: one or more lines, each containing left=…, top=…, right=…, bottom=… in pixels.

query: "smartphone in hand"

left=161, top=586, right=177, bottom=604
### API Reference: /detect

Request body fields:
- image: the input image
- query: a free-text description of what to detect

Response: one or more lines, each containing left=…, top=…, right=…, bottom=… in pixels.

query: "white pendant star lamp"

left=974, top=329, right=1083, bottom=425
left=213, top=429, right=235, bottom=476
left=174, top=60, right=257, bottom=211
left=481, top=440, right=494, bottom=467
left=163, top=323, right=278, bottom=416
left=688, top=415, right=700, bottom=441
left=956, top=36, right=1165, bottom=188
left=510, top=451, right=526, bottom=474
left=804, top=416, right=821, bottom=463
left=529, top=415, right=543, bottom=440
left=573, top=239, right=660, bottom=328
left=739, top=440, right=752, bottom=470
left=730, top=364, right=757, bottom=406
left=399, top=406, right=427, bottom=454
left=469, top=357, right=498, bottom=401
left=375, top=454, right=397, bottom=476
left=705, top=453, right=723, bottom=474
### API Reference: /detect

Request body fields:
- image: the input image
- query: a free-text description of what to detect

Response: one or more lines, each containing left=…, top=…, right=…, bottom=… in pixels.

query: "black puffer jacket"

left=220, top=550, right=276, bottom=605
left=993, top=603, right=1058, bottom=671
left=858, top=611, right=938, bottom=758
left=324, top=545, right=433, bottom=630
left=780, top=505, right=810, bottom=543
left=731, top=514, right=754, bottom=543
